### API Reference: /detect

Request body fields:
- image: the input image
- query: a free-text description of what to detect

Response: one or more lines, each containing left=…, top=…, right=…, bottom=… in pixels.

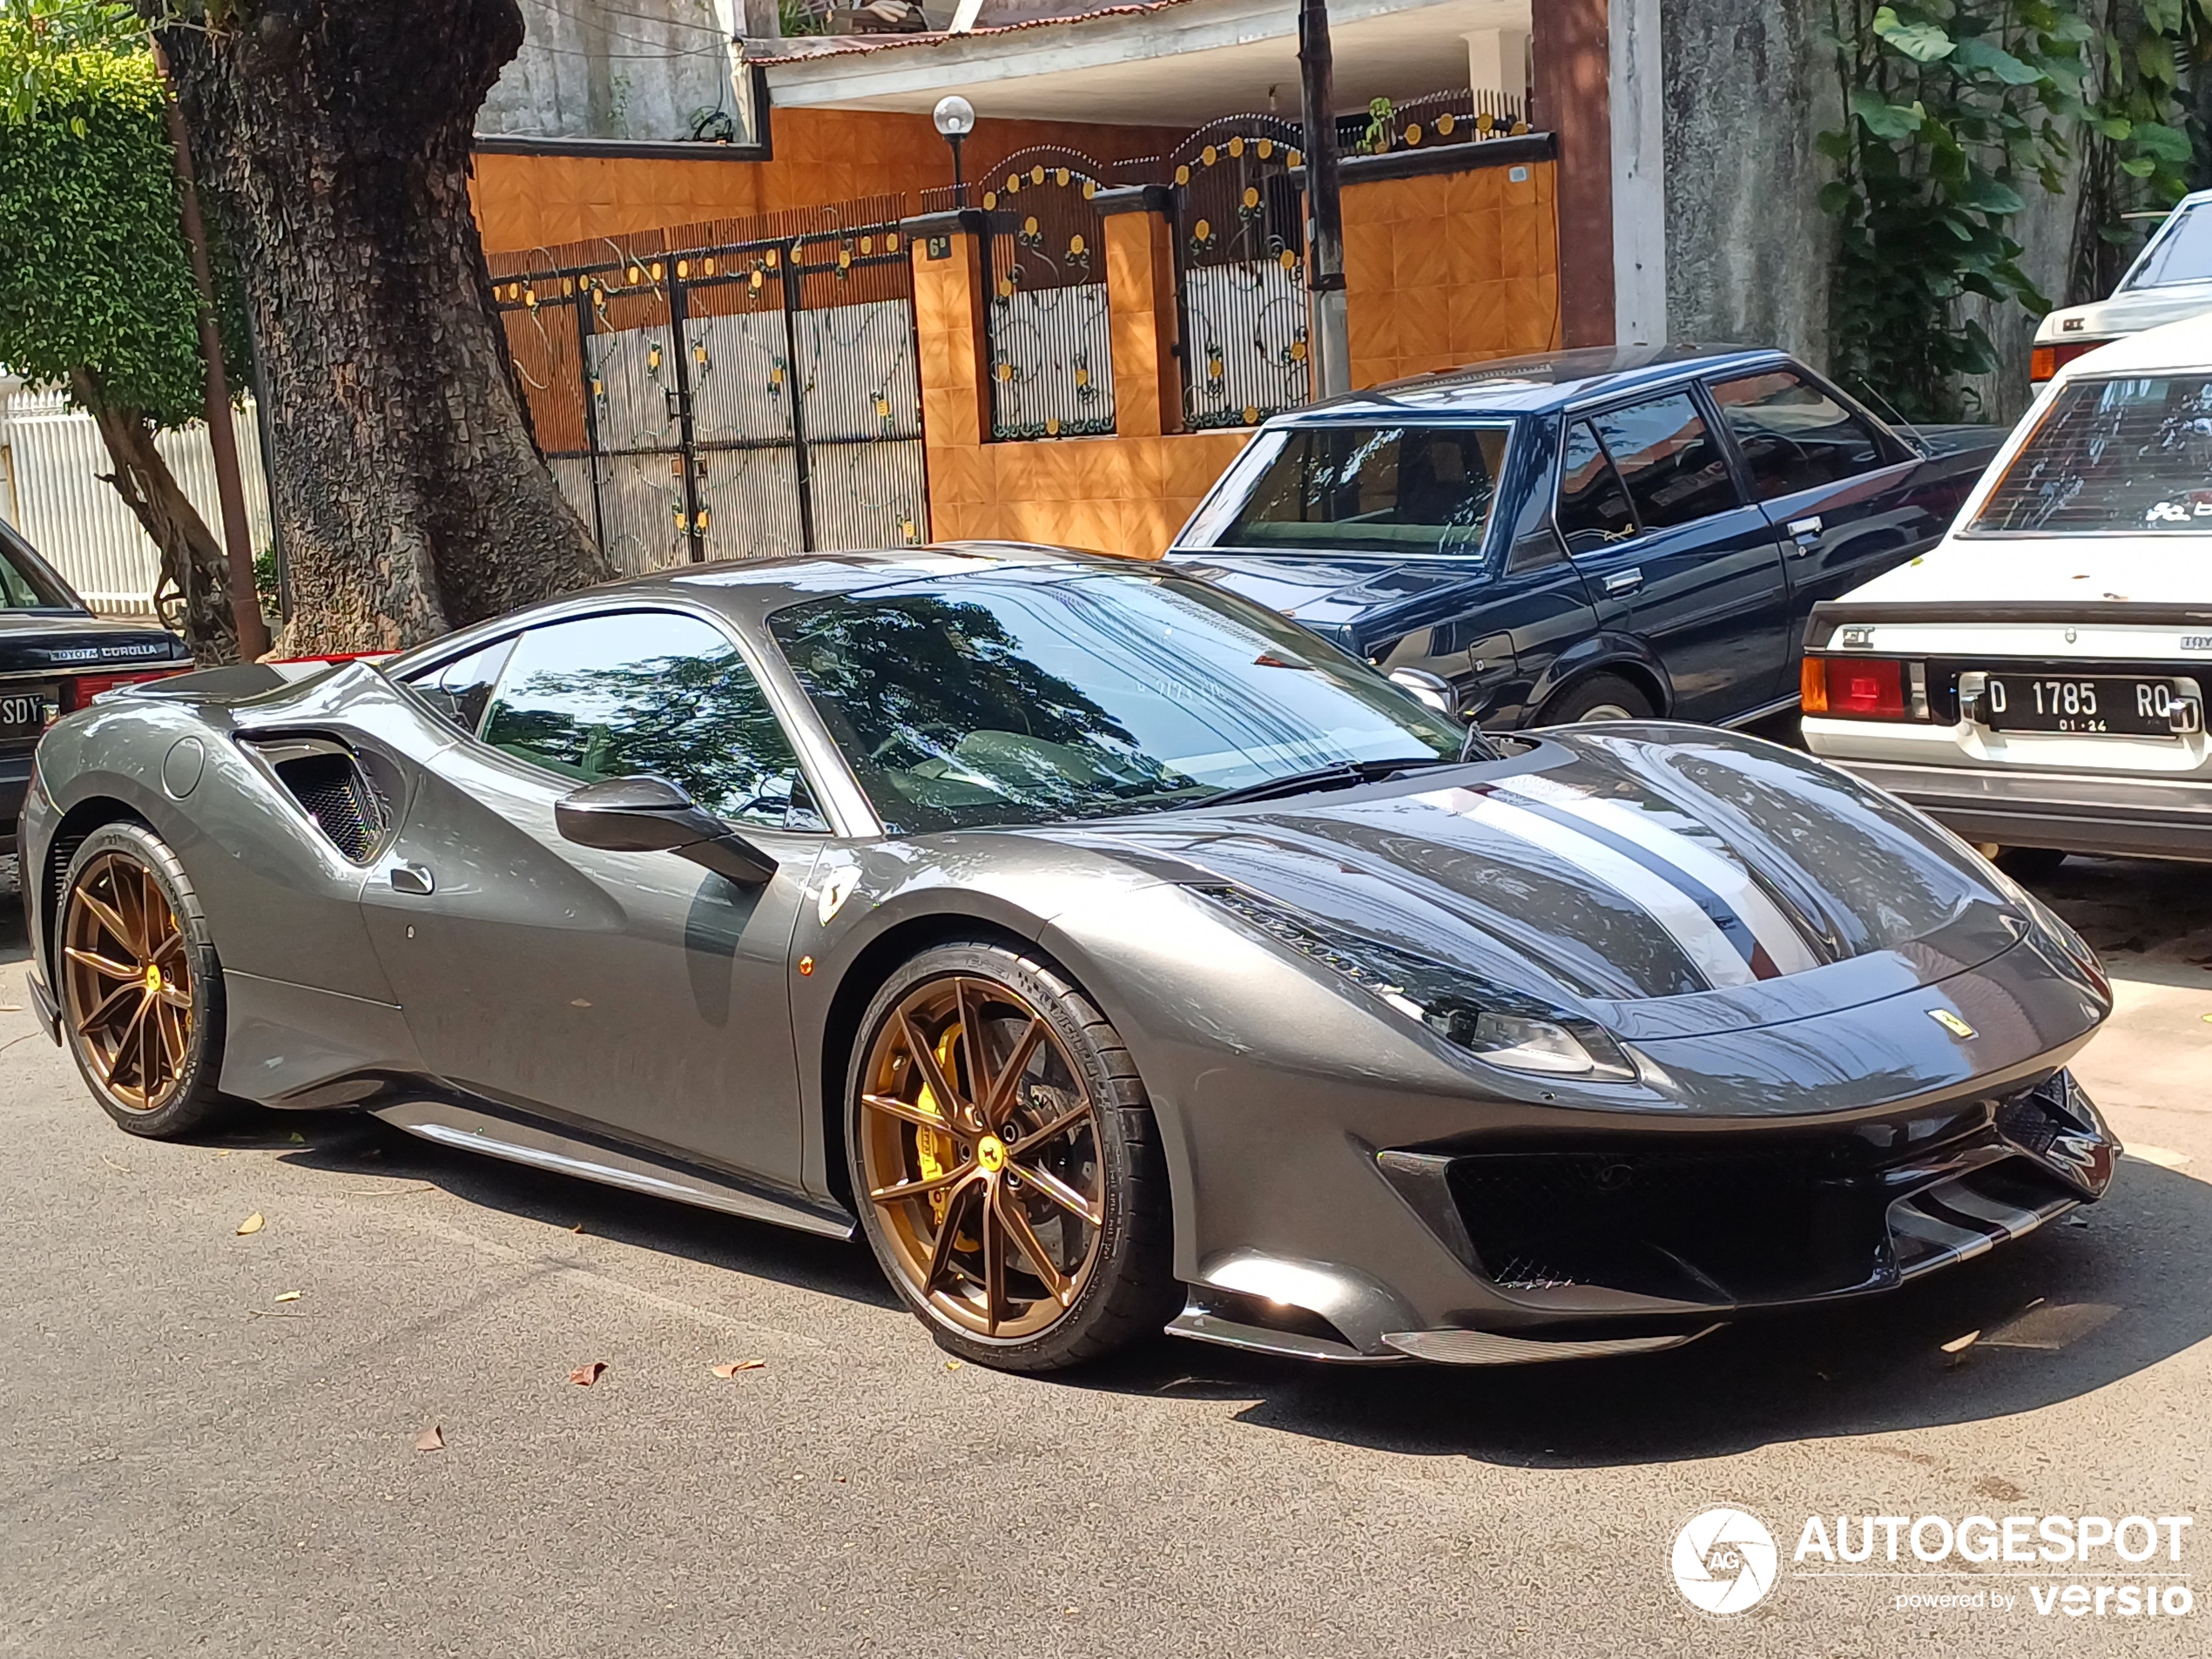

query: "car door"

left=358, top=607, right=827, bottom=1187
left=1704, top=366, right=1932, bottom=651
left=1558, top=389, right=1797, bottom=721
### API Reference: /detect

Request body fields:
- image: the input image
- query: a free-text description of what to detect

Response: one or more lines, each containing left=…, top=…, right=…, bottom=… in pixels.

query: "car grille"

left=273, top=752, right=390, bottom=864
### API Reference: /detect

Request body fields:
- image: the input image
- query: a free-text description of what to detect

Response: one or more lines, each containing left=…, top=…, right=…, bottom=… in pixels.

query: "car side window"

left=408, top=636, right=516, bottom=736
left=479, top=610, right=821, bottom=832
left=1556, top=418, right=1637, bottom=553
left=1709, top=371, right=1886, bottom=500
left=1589, top=394, right=1743, bottom=530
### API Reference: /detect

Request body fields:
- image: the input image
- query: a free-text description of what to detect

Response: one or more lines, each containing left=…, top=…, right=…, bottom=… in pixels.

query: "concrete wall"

left=1660, top=0, right=1834, bottom=366
left=481, top=0, right=743, bottom=144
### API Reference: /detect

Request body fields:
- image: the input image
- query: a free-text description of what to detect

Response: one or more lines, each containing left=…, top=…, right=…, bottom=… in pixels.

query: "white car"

left=2033, top=189, right=2212, bottom=384
left=1804, top=312, right=2212, bottom=867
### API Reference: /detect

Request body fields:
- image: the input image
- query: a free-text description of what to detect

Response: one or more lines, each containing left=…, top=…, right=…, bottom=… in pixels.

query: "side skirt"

left=370, top=1098, right=857, bottom=1240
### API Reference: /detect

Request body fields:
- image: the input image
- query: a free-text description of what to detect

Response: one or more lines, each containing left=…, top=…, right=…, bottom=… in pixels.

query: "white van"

left=1804, top=312, right=2212, bottom=867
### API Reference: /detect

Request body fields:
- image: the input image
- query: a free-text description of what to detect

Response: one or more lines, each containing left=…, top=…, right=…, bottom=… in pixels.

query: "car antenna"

left=1851, top=377, right=1932, bottom=458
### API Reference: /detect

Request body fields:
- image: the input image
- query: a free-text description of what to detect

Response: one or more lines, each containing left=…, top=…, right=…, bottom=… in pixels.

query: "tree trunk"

left=149, top=1, right=611, bottom=655
left=70, top=368, right=240, bottom=664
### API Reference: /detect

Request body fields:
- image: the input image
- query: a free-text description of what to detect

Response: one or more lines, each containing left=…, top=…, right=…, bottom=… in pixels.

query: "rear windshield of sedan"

left=1, top=527, right=77, bottom=609
left=767, top=568, right=1461, bottom=833
left=1198, top=422, right=1512, bottom=562
left=2122, top=202, right=2212, bottom=291
left=1966, top=374, right=2212, bottom=534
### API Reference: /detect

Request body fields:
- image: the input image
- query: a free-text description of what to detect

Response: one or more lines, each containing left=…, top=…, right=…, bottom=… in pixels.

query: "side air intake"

left=245, top=736, right=394, bottom=865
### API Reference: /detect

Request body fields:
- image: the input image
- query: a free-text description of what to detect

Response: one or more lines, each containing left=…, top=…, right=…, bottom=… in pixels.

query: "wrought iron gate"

left=495, top=226, right=929, bottom=575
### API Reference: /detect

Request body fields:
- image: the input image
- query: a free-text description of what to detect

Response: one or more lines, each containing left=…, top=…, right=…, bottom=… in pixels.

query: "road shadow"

left=0, top=864, right=29, bottom=967
left=2028, top=853, right=2212, bottom=970
left=254, top=1103, right=897, bottom=1312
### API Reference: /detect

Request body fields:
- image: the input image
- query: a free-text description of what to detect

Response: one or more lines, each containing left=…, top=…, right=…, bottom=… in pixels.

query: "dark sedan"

left=1168, top=344, right=2000, bottom=729
left=21, top=546, right=2115, bottom=1372
left=2, top=519, right=192, bottom=850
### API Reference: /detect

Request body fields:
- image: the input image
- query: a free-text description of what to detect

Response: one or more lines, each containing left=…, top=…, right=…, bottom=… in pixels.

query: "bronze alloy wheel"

left=63, top=848, right=198, bottom=1114
left=857, top=974, right=1109, bottom=1342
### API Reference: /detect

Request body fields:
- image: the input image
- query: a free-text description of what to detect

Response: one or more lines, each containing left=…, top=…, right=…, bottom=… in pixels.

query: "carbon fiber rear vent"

left=248, top=738, right=392, bottom=865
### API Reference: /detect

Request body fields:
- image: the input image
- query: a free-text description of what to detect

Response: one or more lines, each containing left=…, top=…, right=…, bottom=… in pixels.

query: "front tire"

left=57, top=823, right=233, bottom=1139
left=845, top=941, right=1178, bottom=1372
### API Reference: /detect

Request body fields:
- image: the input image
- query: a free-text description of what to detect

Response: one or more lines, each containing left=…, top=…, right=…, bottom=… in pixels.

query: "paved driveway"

left=2, top=854, right=2208, bottom=1656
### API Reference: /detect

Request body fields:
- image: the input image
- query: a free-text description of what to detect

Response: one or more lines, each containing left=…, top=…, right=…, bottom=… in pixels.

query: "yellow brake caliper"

left=914, top=1024, right=964, bottom=1227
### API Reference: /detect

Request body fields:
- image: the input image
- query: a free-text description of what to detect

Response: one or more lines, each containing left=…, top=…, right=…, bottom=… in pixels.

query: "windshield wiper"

left=1189, top=755, right=1460, bottom=811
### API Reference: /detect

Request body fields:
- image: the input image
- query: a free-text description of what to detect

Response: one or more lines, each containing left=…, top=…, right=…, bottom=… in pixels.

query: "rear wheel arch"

left=1538, top=659, right=1666, bottom=725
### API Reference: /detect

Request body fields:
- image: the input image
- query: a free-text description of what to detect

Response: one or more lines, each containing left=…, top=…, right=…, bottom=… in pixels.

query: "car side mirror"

left=1388, top=667, right=1459, bottom=715
left=554, top=775, right=778, bottom=887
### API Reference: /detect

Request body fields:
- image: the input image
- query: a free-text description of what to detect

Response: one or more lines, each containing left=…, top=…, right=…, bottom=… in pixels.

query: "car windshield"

left=0, top=527, right=78, bottom=609
left=767, top=566, right=1463, bottom=833
left=1967, top=374, right=2212, bottom=535
left=2122, top=202, right=2212, bottom=291
left=1197, top=422, right=1513, bottom=563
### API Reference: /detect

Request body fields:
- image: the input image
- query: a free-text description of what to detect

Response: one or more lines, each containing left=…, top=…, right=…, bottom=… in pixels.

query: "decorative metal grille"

left=1166, top=118, right=1311, bottom=431
left=1338, top=88, right=1531, bottom=157
left=979, top=149, right=1116, bottom=440
left=494, top=222, right=928, bottom=570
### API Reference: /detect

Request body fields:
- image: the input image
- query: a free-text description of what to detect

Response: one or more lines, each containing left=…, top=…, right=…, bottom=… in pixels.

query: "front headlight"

left=1196, top=886, right=1637, bottom=1082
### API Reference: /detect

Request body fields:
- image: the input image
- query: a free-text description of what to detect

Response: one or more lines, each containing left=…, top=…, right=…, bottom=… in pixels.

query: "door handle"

left=1786, top=515, right=1824, bottom=554
left=1603, top=567, right=1644, bottom=596
left=388, top=863, right=435, bottom=896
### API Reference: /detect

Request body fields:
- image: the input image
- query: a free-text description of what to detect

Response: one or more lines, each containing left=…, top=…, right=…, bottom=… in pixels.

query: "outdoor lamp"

left=933, top=94, right=976, bottom=203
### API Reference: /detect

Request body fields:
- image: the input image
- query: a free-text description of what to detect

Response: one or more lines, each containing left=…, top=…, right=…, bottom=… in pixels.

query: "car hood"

left=1842, top=536, right=2212, bottom=608
left=1162, top=552, right=1493, bottom=652
left=1051, top=725, right=2045, bottom=1041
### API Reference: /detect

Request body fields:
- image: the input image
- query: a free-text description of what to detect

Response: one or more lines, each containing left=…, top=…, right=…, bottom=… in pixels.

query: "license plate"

left=1980, top=673, right=2198, bottom=736
left=0, top=685, right=57, bottom=740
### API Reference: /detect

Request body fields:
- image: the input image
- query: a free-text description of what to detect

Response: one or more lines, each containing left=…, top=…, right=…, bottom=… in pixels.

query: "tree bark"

left=149, top=1, right=611, bottom=655
left=70, top=368, right=240, bottom=664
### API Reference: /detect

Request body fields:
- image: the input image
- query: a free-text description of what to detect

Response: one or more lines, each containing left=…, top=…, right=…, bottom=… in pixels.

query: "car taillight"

left=2031, top=339, right=2105, bottom=382
left=1804, top=656, right=1926, bottom=720
left=62, top=665, right=190, bottom=711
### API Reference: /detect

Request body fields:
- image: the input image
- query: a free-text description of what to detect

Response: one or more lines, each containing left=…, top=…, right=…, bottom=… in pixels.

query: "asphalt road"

left=3, top=853, right=2209, bottom=1657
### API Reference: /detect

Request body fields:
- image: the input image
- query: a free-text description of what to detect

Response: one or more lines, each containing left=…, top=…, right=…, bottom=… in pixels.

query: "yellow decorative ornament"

left=1074, top=366, right=1089, bottom=388
left=886, top=233, right=900, bottom=252
left=1242, top=186, right=1259, bottom=209
left=1242, top=405, right=1259, bottom=424
left=1055, top=167, right=1069, bottom=185
left=1046, top=416, right=1062, bottom=435
left=647, top=343, right=663, bottom=371
left=982, top=191, right=997, bottom=209
left=860, top=235, right=872, bottom=253
left=1081, top=179, right=1096, bottom=198
left=1437, top=112, right=1456, bottom=136
left=900, top=517, right=917, bottom=542
left=676, top=260, right=689, bottom=278
left=1228, top=136, right=1245, bottom=158
left=997, top=275, right=1015, bottom=298
left=590, top=377, right=604, bottom=398
left=1257, top=138, right=1274, bottom=158
left=696, top=508, right=710, bottom=530
left=1405, top=123, right=1422, bottom=146
left=1023, top=215, right=1039, bottom=236
left=1291, top=339, right=1308, bottom=362
left=523, top=288, right=536, bottom=309
left=765, top=247, right=779, bottom=267
left=1511, top=119, right=1529, bottom=135
left=704, top=257, right=717, bottom=275
left=1174, top=164, right=1190, bottom=185
left=1477, top=112, right=1494, bottom=134
left=995, top=361, right=1014, bottom=381
left=1287, top=148, right=1302, bottom=167
left=1031, top=165, right=1045, bottom=183
left=750, top=269, right=764, bottom=291
left=694, top=343, right=708, bottom=365
left=838, top=248, right=853, bottom=270
left=1068, top=233, right=1085, bottom=255
left=1193, top=217, right=1211, bottom=240
left=1278, top=248, right=1298, bottom=271
left=1202, top=145, right=1217, bottom=166
left=1006, top=172, right=1021, bottom=192
left=650, top=261, right=664, bottom=281
left=875, top=393, right=891, bottom=416
left=770, top=366, right=784, bottom=386
left=627, top=265, right=642, bottom=285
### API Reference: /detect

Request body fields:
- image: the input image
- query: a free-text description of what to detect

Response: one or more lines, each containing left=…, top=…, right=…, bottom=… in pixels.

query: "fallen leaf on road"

left=710, top=1360, right=765, bottom=1378
left=1940, top=1330, right=1980, bottom=1354
left=274, top=1291, right=302, bottom=1303
left=570, top=1223, right=584, bottom=1234
left=287, top=1131, right=306, bottom=1144
left=944, top=1359, right=962, bottom=1370
left=236, top=1212, right=265, bottom=1236
left=415, top=1425, right=444, bottom=1452
left=569, top=1362, right=607, bottom=1386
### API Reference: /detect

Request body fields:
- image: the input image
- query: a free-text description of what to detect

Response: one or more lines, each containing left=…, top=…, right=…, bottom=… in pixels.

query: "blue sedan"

left=1167, top=345, right=2000, bottom=729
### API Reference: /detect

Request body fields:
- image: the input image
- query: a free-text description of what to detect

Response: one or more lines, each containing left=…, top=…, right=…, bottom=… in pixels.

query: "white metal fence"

left=0, top=387, right=273, bottom=617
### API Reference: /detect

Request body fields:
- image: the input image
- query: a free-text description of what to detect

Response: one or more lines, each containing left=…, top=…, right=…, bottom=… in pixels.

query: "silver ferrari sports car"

left=19, top=545, right=2118, bottom=1371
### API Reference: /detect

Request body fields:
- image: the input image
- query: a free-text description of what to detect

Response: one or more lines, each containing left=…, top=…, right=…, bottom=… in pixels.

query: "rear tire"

left=1541, top=672, right=1655, bottom=725
left=845, top=941, right=1178, bottom=1372
left=57, top=823, right=233, bottom=1139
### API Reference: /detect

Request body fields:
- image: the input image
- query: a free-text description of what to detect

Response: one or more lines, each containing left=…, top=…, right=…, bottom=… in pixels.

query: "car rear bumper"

left=1834, top=756, right=2212, bottom=861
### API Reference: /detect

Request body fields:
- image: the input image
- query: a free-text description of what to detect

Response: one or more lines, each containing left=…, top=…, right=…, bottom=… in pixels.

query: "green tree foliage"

left=1820, top=3, right=2204, bottom=421
left=0, top=3, right=252, bottom=655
